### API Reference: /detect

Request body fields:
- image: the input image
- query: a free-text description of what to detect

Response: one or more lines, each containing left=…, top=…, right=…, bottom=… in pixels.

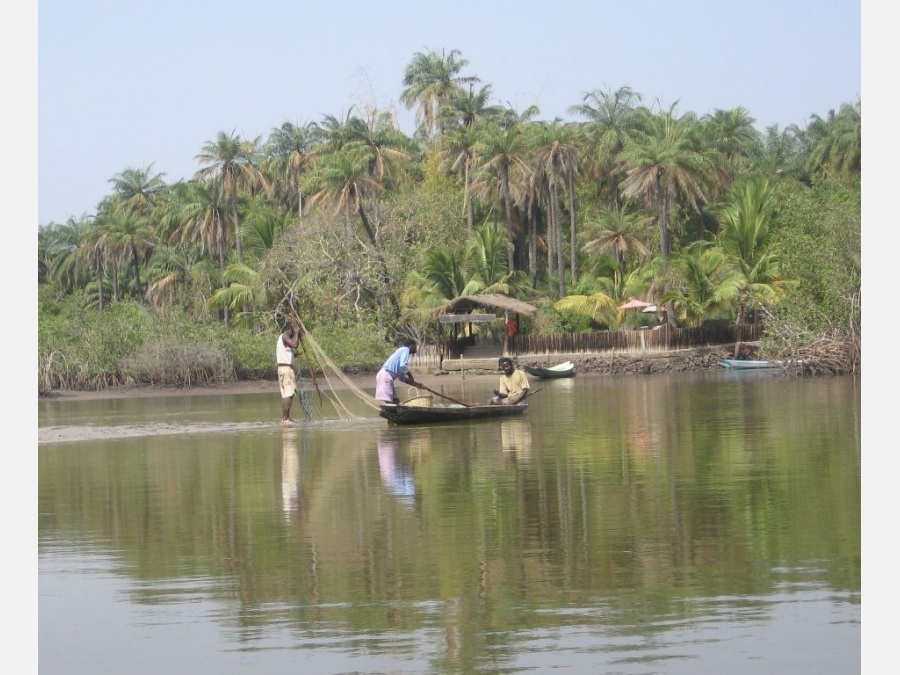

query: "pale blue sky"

left=38, top=0, right=861, bottom=225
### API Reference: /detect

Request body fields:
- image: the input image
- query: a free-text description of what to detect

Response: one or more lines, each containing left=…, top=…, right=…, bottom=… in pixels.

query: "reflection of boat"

left=719, top=359, right=776, bottom=370
left=522, top=361, right=576, bottom=379
left=380, top=403, right=527, bottom=425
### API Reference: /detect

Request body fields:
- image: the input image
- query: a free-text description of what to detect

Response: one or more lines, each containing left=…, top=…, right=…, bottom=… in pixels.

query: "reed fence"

left=507, top=322, right=761, bottom=356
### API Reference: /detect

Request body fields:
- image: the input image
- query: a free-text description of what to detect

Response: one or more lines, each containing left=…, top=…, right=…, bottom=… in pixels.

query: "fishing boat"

left=718, top=359, right=776, bottom=370
left=522, top=361, right=576, bottom=379
left=380, top=402, right=528, bottom=425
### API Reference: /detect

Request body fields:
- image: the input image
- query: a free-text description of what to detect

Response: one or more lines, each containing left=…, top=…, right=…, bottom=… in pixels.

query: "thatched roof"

left=435, top=293, right=537, bottom=318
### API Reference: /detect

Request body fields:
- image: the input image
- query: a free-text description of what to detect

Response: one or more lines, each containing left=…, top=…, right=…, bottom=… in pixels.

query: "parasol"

left=618, top=299, right=652, bottom=310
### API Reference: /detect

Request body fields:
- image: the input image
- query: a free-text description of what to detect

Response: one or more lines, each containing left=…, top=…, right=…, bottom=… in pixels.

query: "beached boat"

left=718, top=359, right=776, bottom=370
left=522, top=361, right=576, bottom=379
left=380, top=402, right=528, bottom=425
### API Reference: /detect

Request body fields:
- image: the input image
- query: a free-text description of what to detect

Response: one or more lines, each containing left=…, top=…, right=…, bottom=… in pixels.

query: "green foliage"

left=530, top=303, right=593, bottom=334
left=310, top=323, right=389, bottom=371
left=765, top=177, right=860, bottom=343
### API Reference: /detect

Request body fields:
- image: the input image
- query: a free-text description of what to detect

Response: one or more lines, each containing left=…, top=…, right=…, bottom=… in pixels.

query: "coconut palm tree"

left=569, top=85, right=642, bottom=207
left=658, top=243, right=741, bottom=327
left=441, top=123, right=482, bottom=231
left=263, top=120, right=321, bottom=217
left=304, top=146, right=399, bottom=318
left=96, top=208, right=157, bottom=302
left=400, top=48, right=479, bottom=139
left=474, top=105, right=539, bottom=272
left=713, top=177, right=791, bottom=325
left=806, top=100, right=861, bottom=182
left=531, top=119, right=583, bottom=295
left=145, top=242, right=216, bottom=316
left=581, top=205, right=652, bottom=276
left=554, top=267, right=650, bottom=329
left=108, top=164, right=167, bottom=215
left=194, top=131, right=267, bottom=264
left=619, top=103, right=713, bottom=261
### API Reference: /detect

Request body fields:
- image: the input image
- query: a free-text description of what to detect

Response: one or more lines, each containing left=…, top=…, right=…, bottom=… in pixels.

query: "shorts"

left=278, top=366, right=296, bottom=399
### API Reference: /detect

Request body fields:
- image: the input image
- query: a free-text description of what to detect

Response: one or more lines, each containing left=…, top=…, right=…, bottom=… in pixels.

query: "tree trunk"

left=465, top=158, right=474, bottom=232
left=130, top=245, right=143, bottom=302
left=502, top=168, right=515, bottom=272
left=358, top=207, right=400, bottom=320
left=568, top=172, right=578, bottom=283
left=552, top=186, right=566, bottom=298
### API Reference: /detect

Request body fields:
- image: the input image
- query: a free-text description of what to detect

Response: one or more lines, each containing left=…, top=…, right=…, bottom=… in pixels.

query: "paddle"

left=410, top=381, right=472, bottom=408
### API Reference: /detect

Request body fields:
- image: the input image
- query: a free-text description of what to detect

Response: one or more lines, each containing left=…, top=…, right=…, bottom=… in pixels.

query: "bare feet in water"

left=281, top=419, right=297, bottom=426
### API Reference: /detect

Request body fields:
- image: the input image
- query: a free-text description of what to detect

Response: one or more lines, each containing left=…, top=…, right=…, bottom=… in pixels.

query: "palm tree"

left=159, top=180, right=233, bottom=322
left=554, top=267, right=650, bottom=329
left=145, top=242, right=216, bottom=316
left=474, top=105, right=539, bottom=272
left=619, top=103, right=712, bottom=261
left=441, top=123, right=482, bottom=231
left=304, top=146, right=399, bottom=318
left=438, top=83, right=504, bottom=131
left=263, top=121, right=321, bottom=216
left=581, top=205, right=652, bottom=276
left=108, top=164, right=167, bottom=215
left=96, top=208, right=157, bottom=302
left=401, top=222, right=527, bottom=329
left=194, top=131, right=267, bottom=264
left=569, top=85, right=642, bottom=207
left=531, top=119, right=583, bottom=296
left=401, top=48, right=479, bottom=139
left=713, top=178, right=791, bottom=325
left=659, top=243, right=741, bottom=327
left=806, top=101, right=861, bottom=182
left=700, top=107, right=760, bottom=197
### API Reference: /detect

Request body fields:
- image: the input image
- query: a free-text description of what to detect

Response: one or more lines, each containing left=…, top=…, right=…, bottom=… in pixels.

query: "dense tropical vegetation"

left=38, top=49, right=861, bottom=391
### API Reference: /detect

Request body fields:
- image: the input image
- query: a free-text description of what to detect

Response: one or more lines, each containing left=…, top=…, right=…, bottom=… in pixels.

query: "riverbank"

left=40, top=345, right=739, bottom=402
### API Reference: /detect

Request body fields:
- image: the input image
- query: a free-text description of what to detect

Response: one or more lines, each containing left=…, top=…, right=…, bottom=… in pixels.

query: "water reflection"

left=500, top=418, right=532, bottom=455
left=281, top=429, right=301, bottom=518
left=38, top=373, right=861, bottom=675
left=377, top=431, right=418, bottom=507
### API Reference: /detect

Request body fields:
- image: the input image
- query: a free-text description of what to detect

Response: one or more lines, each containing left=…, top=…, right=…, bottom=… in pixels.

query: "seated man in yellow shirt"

left=488, top=357, right=530, bottom=405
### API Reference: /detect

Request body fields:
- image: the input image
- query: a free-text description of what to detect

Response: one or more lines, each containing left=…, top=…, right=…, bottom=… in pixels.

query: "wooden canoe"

left=380, top=402, right=527, bottom=425
left=522, top=361, right=576, bottom=379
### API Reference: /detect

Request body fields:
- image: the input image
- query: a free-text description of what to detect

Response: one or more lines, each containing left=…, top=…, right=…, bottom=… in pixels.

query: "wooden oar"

left=411, top=382, right=472, bottom=408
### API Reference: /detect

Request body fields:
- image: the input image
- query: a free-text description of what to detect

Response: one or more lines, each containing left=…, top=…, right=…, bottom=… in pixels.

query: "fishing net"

left=293, top=315, right=382, bottom=420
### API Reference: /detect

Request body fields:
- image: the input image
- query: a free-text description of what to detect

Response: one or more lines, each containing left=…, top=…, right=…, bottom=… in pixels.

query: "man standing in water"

left=277, top=324, right=299, bottom=425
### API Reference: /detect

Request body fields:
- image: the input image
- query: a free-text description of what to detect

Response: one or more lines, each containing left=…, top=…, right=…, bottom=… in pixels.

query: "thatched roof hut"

left=435, top=293, right=537, bottom=322
left=434, top=294, right=537, bottom=361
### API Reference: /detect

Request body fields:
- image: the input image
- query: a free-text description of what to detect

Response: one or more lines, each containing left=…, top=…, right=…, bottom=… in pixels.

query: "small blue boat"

left=718, top=359, right=775, bottom=370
